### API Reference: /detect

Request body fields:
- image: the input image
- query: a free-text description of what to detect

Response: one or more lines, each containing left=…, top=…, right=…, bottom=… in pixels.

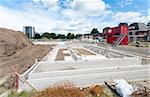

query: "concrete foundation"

left=18, top=41, right=150, bottom=91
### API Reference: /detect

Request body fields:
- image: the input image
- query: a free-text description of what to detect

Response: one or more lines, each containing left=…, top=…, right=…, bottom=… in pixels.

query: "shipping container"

left=106, top=25, right=128, bottom=45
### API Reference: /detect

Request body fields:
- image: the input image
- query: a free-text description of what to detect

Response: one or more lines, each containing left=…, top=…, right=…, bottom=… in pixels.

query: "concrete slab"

left=18, top=41, right=149, bottom=91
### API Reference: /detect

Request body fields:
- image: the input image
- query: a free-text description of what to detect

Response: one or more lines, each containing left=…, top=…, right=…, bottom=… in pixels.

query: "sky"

left=0, top=0, right=149, bottom=34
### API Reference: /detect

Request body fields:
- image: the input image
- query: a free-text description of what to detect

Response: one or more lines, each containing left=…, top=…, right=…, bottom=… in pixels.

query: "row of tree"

left=34, top=28, right=100, bottom=39
left=34, top=32, right=80, bottom=39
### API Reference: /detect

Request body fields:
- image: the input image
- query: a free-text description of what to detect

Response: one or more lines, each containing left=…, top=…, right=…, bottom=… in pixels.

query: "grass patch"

left=8, top=91, right=30, bottom=97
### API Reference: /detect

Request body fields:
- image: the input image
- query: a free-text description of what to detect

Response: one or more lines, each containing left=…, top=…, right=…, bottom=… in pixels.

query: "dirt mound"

left=31, top=81, right=105, bottom=97
left=32, top=81, right=87, bottom=97
left=0, top=28, right=53, bottom=94
left=0, top=28, right=32, bottom=57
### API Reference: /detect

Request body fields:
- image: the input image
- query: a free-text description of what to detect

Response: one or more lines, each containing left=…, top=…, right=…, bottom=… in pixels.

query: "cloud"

left=0, top=0, right=111, bottom=34
left=112, top=12, right=149, bottom=23
left=0, top=5, right=56, bottom=32
left=0, top=0, right=149, bottom=34
left=32, top=0, right=59, bottom=12
left=60, top=0, right=109, bottom=17
left=117, top=0, right=133, bottom=8
left=72, top=0, right=107, bottom=17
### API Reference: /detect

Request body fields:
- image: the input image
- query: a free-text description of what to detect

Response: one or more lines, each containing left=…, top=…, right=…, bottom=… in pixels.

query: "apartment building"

left=128, top=23, right=150, bottom=42
left=23, top=26, right=35, bottom=39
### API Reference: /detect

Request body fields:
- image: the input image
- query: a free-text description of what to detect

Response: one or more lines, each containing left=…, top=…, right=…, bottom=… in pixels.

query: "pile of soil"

left=0, top=28, right=52, bottom=94
left=0, top=28, right=32, bottom=57
left=31, top=81, right=104, bottom=97
left=27, top=81, right=118, bottom=97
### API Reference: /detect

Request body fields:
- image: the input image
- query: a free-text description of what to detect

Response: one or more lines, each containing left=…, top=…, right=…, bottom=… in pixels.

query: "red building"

left=103, top=23, right=128, bottom=45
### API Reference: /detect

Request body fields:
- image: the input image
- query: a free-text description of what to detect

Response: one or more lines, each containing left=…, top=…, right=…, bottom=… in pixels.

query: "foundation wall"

left=19, top=69, right=149, bottom=91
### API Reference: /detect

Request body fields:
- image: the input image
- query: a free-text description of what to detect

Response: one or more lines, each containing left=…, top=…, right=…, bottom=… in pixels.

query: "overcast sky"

left=0, top=0, right=149, bottom=34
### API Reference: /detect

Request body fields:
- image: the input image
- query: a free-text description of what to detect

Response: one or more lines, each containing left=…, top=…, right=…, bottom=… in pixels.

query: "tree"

left=41, top=32, right=51, bottom=39
left=57, top=34, right=66, bottom=39
left=67, top=33, right=75, bottom=39
left=34, top=33, right=41, bottom=39
left=67, top=33, right=71, bottom=39
left=70, top=33, right=75, bottom=39
left=91, top=28, right=99, bottom=35
left=50, top=33, right=56, bottom=39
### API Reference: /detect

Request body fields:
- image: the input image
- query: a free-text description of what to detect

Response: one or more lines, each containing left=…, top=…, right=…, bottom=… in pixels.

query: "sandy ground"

left=0, top=28, right=32, bottom=57
left=0, top=45, right=52, bottom=77
left=0, top=45, right=52, bottom=94
left=75, top=48, right=96, bottom=55
left=55, top=49, right=70, bottom=61
left=0, top=28, right=53, bottom=94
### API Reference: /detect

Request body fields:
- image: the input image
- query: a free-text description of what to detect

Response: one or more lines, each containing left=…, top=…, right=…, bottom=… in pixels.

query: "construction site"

left=0, top=27, right=150, bottom=97
left=17, top=41, right=147, bottom=87
left=0, top=24, right=150, bottom=97
left=0, top=0, right=150, bottom=96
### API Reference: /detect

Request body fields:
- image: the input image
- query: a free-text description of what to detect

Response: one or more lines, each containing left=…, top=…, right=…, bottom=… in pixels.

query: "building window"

left=129, top=32, right=132, bottom=35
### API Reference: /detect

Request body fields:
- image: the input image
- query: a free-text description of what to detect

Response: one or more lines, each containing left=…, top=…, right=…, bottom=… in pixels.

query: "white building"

left=23, top=26, right=35, bottom=38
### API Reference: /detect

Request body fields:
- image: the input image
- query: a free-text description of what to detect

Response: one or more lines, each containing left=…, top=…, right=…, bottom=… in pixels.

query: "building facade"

left=128, top=23, right=150, bottom=42
left=80, top=33, right=103, bottom=42
left=23, top=26, right=35, bottom=39
left=81, top=34, right=93, bottom=42
left=103, top=23, right=128, bottom=45
left=103, top=22, right=150, bottom=44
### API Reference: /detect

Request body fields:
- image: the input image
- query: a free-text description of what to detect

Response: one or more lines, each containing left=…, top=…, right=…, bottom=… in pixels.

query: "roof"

left=129, top=23, right=149, bottom=31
